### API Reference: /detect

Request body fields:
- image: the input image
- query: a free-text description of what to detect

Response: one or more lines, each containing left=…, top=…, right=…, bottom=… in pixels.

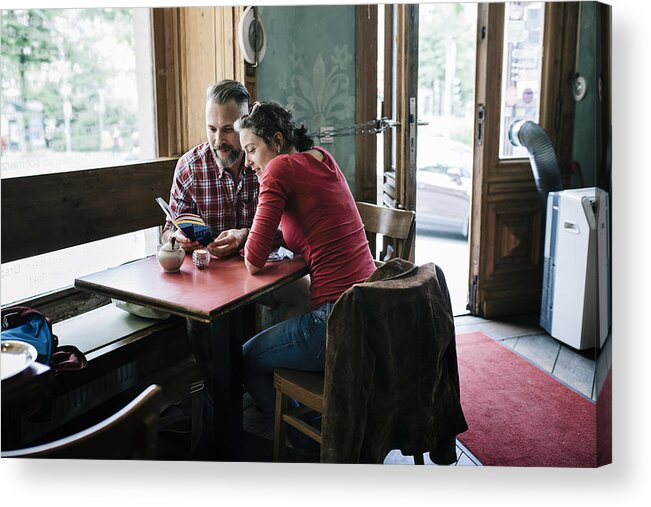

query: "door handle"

left=476, top=103, right=485, bottom=146
left=409, top=97, right=417, bottom=166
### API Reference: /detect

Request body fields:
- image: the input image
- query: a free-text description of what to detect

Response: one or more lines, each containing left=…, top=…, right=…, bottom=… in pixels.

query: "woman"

left=238, top=101, right=376, bottom=457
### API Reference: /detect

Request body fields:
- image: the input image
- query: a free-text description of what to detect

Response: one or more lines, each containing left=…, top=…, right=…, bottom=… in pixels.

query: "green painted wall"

left=256, top=5, right=358, bottom=193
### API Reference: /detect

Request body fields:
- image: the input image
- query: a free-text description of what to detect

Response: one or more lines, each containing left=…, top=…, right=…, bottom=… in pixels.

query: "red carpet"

left=596, top=369, right=612, bottom=466
left=456, top=332, right=598, bottom=467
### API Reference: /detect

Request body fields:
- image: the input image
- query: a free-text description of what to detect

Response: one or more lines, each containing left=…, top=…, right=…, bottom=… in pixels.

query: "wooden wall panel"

left=153, top=6, right=249, bottom=155
left=181, top=8, right=218, bottom=149
left=153, top=9, right=183, bottom=157
left=1, top=160, right=177, bottom=263
left=484, top=199, right=543, bottom=283
left=175, top=6, right=249, bottom=152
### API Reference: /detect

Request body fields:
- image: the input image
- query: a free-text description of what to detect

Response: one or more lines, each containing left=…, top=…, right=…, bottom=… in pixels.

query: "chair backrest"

left=321, top=259, right=465, bottom=464
left=2, top=384, right=162, bottom=460
left=356, top=201, right=415, bottom=261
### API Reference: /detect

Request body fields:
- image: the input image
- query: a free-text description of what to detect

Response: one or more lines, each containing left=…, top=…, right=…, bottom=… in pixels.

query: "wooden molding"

left=395, top=5, right=407, bottom=208
left=179, top=7, right=218, bottom=150
left=382, top=4, right=394, bottom=179
left=152, top=9, right=183, bottom=157
left=540, top=2, right=578, bottom=184
left=599, top=3, right=611, bottom=192
left=355, top=4, right=378, bottom=203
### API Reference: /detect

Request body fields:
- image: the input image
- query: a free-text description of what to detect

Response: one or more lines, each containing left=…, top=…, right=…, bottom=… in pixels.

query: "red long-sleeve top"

left=244, top=147, right=376, bottom=310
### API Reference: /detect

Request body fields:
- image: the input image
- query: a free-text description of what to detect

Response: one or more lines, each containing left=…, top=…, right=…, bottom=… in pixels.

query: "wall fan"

left=238, top=6, right=267, bottom=67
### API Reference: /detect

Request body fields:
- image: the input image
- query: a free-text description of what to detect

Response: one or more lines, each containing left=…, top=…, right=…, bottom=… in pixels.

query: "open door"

left=379, top=4, right=419, bottom=261
left=469, top=2, right=578, bottom=317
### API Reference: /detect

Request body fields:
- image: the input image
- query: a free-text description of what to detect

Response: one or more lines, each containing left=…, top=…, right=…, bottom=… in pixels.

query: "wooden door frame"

left=381, top=4, right=418, bottom=213
left=396, top=4, right=419, bottom=216
left=382, top=4, right=394, bottom=205
left=375, top=4, right=419, bottom=262
left=355, top=4, right=418, bottom=261
left=355, top=4, right=378, bottom=204
left=540, top=2, right=579, bottom=183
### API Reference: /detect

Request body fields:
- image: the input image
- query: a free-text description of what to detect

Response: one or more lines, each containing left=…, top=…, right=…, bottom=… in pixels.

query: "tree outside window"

left=1, top=8, right=155, bottom=177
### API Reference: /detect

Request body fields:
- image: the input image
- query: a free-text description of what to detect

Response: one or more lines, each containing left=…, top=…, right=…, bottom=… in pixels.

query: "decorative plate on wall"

left=238, top=6, right=267, bottom=66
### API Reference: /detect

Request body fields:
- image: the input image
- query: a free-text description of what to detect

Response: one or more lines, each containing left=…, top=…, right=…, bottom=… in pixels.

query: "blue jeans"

left=242, top=301, right=335, bottom=457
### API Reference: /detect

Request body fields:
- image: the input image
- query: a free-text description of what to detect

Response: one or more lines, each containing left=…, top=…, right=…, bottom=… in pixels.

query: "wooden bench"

left=55, top=304, right=173, bottom=359
left=1, top=161, right=208, bottom=450
left=3, top=303, right=204, bottom=450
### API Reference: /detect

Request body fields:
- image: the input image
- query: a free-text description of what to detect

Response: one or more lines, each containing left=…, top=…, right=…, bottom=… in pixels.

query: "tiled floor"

left=244, top=312, right=611, bottom=466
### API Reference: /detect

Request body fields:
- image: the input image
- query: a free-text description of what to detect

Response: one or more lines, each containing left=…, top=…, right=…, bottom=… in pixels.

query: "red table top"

left=75, top=254, right=308, bottom=323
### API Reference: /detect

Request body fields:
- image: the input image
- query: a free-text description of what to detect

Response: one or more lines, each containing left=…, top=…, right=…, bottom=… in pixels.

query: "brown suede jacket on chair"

left=321, top=258, right=468, bottom=464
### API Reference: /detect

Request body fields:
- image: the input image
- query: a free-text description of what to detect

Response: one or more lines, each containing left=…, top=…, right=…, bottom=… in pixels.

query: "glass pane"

left=416, top=3, right=476, bottom=316
left=1, top=8, right=156, bottom=178
left=0, top=8, right=159, bottom=305
left=1, top=228, right=160, bottom=305
left=499, top=1, right=545, bottom=159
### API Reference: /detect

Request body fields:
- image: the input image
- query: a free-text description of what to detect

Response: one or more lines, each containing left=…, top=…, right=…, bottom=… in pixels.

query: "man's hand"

left=207, top=228, right=249, bottom=257
left=162, top=229, right=203, bottom=253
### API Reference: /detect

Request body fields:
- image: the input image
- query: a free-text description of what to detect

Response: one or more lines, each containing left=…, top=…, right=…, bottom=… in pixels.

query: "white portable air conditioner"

left=539, top=187, right=610, bottom=350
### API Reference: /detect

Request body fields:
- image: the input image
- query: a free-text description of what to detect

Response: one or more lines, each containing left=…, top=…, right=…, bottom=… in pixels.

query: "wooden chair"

left=272, top=202, right=423, bottom=464
left=1, top=384, right=162, bottom=460
left=272, top=367, right=426, bottom=464
left=355, top=201, right=416, bottom=263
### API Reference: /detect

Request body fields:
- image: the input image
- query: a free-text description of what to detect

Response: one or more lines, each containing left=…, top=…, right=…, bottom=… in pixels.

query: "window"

left=498, top=1, right=545, bottom=159
left=1, top=8, right=159, bottom=306
left=1, top=230, right=160, bottom=304
left=1, top=8, right=156, bottom=176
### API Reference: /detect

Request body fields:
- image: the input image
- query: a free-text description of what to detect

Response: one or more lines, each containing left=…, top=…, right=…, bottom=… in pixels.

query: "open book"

left=156, top=197, right=213, bottom=246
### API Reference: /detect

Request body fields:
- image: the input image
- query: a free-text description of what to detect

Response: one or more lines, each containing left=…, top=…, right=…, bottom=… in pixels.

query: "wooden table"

left=74, top=253, right=308, bottom=460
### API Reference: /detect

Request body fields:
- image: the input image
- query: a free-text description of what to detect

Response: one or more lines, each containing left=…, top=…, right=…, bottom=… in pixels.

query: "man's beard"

left=212, top=142, right=242, bottom=168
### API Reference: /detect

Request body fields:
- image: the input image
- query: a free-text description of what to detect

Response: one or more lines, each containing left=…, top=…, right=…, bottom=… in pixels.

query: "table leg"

left=186, top=312, right=243, bottom=461
left=210, top=311, right=243, bottom=460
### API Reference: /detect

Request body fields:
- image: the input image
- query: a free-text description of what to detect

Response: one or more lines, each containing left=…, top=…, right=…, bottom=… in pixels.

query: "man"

left=162, top=79, right=257, bottom=257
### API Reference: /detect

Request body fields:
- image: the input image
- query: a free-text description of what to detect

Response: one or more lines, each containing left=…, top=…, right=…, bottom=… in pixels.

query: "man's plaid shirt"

left=164, top=143, right=259, bottom=238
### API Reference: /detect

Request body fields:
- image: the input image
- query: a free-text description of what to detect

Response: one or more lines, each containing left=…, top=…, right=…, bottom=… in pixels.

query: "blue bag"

left=1, top=306, right=57, bottom=364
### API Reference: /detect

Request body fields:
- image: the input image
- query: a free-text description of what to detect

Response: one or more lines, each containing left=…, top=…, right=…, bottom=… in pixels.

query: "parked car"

left=416, top=136, right=472, bottom=238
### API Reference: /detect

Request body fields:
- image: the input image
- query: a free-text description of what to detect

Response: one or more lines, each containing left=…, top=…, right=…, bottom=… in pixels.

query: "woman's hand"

left=244, top=257, right=261, bottom=275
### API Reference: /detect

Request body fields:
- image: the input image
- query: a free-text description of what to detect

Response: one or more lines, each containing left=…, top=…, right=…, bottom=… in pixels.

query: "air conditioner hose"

left=508, top=120, right=563, bottom=204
